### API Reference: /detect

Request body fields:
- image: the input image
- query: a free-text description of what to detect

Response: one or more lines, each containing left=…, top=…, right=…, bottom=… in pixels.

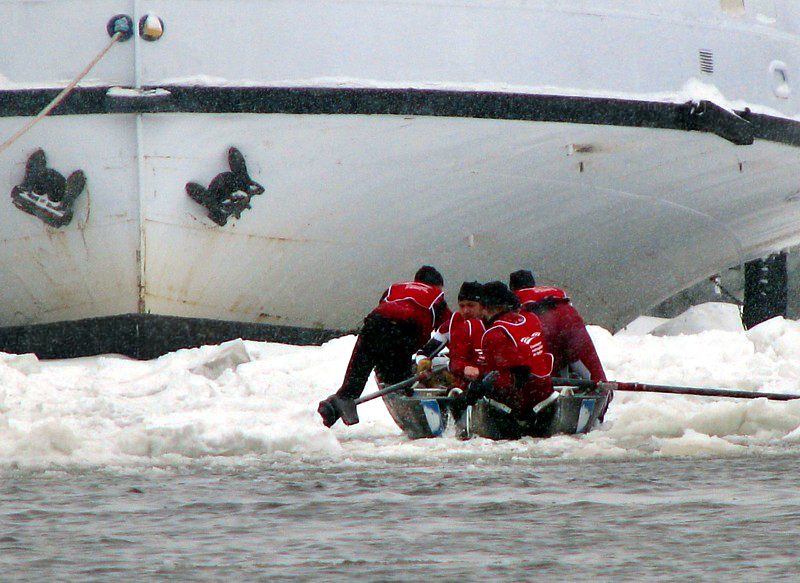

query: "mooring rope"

left=0, top=30, right=126, bottom=156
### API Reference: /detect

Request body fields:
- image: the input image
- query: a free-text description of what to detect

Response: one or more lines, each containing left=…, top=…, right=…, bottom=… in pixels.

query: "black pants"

left=336, top=313, right=421, bottom=400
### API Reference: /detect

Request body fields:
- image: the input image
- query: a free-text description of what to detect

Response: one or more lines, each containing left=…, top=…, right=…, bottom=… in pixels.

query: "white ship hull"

left=2, top=0, right=800, bottom=355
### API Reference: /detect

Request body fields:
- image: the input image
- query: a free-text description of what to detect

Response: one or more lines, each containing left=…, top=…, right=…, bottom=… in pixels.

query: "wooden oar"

left=553, top=377, right=800, bottom=402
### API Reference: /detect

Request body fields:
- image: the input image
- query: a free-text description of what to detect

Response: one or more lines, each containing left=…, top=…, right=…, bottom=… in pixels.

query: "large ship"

left=2, top=0, right=800, bottom=357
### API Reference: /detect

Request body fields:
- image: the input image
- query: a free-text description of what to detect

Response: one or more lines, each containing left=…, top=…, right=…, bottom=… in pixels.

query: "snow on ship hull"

left=2, top=0, right=800, bottom=356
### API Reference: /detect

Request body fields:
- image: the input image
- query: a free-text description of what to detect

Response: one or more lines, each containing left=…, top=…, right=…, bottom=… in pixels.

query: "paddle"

left=552, top=377, right=800, bottom=402
left=331, top=364, right=449, bottom=426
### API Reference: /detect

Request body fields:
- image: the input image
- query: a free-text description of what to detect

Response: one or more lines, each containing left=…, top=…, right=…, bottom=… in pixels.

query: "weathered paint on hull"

left=3, top=110, right=800, bottom=333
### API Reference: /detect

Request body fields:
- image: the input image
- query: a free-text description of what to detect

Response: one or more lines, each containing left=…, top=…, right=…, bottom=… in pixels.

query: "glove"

left=465, top=371, right=498, bottom=405
left=415, top=358, right=433, bottom=384
left=415, top=358, right=432, bottom=374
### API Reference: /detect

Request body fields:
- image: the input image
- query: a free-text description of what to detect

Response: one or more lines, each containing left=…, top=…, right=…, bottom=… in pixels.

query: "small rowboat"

left=382, top=384, right=610, bottom=440
left=375, top=372, right=800, bottom=439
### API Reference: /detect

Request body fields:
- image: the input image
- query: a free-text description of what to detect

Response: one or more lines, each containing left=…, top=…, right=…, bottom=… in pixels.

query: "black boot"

left=318, top=396, right=340, bottom=427
left=318, top=395, right=360, bottom=427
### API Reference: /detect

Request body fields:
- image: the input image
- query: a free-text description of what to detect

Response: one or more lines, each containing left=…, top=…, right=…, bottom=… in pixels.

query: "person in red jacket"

left=509, top=269, right=606, bottom=382
left=318, top=265, right=451, bottom=427
left=467, top=281, right=556, bottom=420
left=415, top=281, right=485, bottom=388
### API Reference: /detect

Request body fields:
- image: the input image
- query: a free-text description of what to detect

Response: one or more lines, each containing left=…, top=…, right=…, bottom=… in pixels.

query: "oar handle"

left=553, top=377, right=800, bottom=402
left=553, top=377, right=603, bottom=390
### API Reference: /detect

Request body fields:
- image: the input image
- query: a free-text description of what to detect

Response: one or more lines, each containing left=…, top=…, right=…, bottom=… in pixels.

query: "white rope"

left=0, top=31, right=123, bottom=156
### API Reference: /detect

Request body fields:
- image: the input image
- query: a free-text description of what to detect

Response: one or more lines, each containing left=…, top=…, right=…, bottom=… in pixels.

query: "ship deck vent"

left=699, top=50, right=715, bottom=74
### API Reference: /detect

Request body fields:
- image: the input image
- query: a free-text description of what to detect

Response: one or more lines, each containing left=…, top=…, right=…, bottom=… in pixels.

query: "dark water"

left=2, top=455, right=799, bottom=582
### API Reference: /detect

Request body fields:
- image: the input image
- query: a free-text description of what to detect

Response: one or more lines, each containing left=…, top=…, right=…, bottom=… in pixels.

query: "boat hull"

left=383, top=387, right=610, bottom=440
left=3, top=108, right=800, bottom=335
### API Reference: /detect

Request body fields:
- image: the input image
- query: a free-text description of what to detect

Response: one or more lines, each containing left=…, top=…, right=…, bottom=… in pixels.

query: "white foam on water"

left=2, top=306, right=800, bottom=470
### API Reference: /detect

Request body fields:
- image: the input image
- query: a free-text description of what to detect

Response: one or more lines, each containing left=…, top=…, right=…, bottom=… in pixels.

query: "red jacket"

left=447, top=311, right=485, bottom=387
left=513, top=286, right=606, bottom=381
left=374, top=281, right=451, bottom=345
left=514, top=286, right=567, bottom=306
left=481, top=311, right=554, bottom=414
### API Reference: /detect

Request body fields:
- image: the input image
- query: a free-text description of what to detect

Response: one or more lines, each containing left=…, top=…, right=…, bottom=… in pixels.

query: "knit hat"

left=480, top=281, right=514, bottom=307
left=457, top=281, right=483, bottom=302
left=509, top=269, right=536, bottom=291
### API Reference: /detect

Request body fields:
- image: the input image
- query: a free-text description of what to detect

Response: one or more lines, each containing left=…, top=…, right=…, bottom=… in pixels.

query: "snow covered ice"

left=2, top=302, right=800, bottom=471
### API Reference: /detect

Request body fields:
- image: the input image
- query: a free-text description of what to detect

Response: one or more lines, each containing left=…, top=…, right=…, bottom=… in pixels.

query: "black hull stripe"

left=0, top=314, right=345, bottom=360
left=2, top=86, right=800, bottom=146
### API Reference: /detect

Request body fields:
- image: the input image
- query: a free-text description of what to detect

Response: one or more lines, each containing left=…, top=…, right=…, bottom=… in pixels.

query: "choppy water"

left=3, top=454, right=800, bottom=582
